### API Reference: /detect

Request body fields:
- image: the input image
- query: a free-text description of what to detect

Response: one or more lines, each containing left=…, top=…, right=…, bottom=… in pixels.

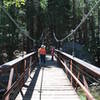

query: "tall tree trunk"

left=96, top=8, right=100, bottom=66
left=72, top=0, right=77, bottom=41
left=8, top=5, right=17, bottom=60
left=26, top=0, right=40, bottom=52
left=33, top=0, right=40, bottom=39
left=89, top=16, right=95, bottom=40
left=83, top=0, right=88, bottom=45
left=98, top=8, right=100, bottom=43
left=26, top=0, right=32, bottom=52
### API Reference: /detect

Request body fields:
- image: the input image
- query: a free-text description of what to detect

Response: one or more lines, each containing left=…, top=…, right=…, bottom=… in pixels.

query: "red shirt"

left=38, top=48, right=46, bottom=55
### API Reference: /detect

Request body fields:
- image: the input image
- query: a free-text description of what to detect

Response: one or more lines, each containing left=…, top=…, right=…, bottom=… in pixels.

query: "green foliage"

left=77, top=88, right=86, bottom=100
left=40, top=0, right=48, bottom=10
left=3, top=0, right=25, bottom=8
left=0, top=0, right=99, bottom=65
left=46, top=0, right=71, bottom=38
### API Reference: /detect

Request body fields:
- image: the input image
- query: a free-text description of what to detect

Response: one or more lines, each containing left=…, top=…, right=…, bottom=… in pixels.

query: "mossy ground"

left=77, top=85, right=100, bottom=100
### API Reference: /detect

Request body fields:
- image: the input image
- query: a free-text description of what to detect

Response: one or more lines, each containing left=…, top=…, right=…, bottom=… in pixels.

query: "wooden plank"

left=15, top=55, right=80, bottom=100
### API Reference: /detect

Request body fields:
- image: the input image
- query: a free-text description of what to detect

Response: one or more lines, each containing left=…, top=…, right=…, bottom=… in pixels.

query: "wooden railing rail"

left=0, top=52, right=38, bottom=100
left=55, top=49, right=100, bottom=100
left=55, top=50, right=100, bottom=77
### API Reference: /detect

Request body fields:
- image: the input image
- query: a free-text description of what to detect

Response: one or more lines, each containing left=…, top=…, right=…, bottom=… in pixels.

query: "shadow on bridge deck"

left=14, top=55, right=80, bottom=100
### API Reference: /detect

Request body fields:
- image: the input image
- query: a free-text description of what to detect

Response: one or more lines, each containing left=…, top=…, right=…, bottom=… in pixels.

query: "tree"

left=47, top=0, right=71, bottom=39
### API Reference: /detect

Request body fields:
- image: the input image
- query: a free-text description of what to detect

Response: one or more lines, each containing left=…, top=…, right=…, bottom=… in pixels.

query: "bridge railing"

left=0, top=52, right=38, bottom=100
left=55, top=49, right=100, bottom=100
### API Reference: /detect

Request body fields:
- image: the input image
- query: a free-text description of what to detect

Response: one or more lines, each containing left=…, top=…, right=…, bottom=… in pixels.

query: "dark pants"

left=40, top=54, right=46, bottom=64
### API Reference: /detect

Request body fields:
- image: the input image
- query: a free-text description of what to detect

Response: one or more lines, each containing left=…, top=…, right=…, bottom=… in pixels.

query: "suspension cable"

left=40, top=32, right=44, bottom=41
left=52, top=0, right=100, bottom=42
left=52, top=32, right=59, bottom=42
left=0, top=3, right=35, bottom=42
left=0, top=3, right=48, bottom=44
left=72, top=34, right=75, bottom=56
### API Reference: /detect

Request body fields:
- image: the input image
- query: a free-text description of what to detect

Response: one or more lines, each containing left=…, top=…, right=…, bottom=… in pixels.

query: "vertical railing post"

left=56, top=53, right=61, bottom=67
left=75, top=71, right=80, bottom=90
left=20, top=60, right=24, bottom=74
left=70, top=60, right=73, bottom=84
left=28, top=56, right=32, bottom=77
left=63, top=59, right=68, bottom=76
left=36, top=52, right=39, bottom=65
left=34, top=53, right=37, bottom=67
left=5, top=68, right=14, bottom=100
left=20, top=60, right=24, bottom=88
left=15, top=64, right=18, bottom=80
left=83, top=75, right=90, bottom=100
left=24, top=59, right=26, bottom=72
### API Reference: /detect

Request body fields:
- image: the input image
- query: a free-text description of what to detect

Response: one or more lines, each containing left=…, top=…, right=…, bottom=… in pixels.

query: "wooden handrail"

left=0, top=52, right=35, bottom=73
left=0, top=52, right=35, bottom=68
left=0, top=52, right=38, bottom=100
left=55, top=49, right=100, bottom=77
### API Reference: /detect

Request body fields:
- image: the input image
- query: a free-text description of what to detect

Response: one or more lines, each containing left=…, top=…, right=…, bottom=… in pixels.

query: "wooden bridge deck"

left=15, top=55, right=80, bottom=100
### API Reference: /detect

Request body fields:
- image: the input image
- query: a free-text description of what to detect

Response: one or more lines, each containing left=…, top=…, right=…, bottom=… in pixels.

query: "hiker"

left=38, top=45, right=46, bottom=65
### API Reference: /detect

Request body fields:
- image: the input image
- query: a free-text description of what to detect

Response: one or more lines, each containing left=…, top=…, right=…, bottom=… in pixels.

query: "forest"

left=0, top=0, right=100, bottom=67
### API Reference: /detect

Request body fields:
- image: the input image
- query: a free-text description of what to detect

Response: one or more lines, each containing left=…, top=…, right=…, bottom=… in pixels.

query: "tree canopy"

left=0, top=0, right=100, bottom=67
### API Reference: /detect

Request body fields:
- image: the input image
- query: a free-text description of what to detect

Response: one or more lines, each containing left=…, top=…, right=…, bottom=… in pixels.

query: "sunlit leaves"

left=3, top=0, right=25, bottom=8
left=15, top=0, right=25, bottom=7
left=40, top=0, right=48, bottom=10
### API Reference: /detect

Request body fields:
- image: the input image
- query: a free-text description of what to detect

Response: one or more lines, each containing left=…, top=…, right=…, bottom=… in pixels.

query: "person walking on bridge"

left=51, top=46, right=55, bottom=61
left=38, top=45, right=46, bottom=65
